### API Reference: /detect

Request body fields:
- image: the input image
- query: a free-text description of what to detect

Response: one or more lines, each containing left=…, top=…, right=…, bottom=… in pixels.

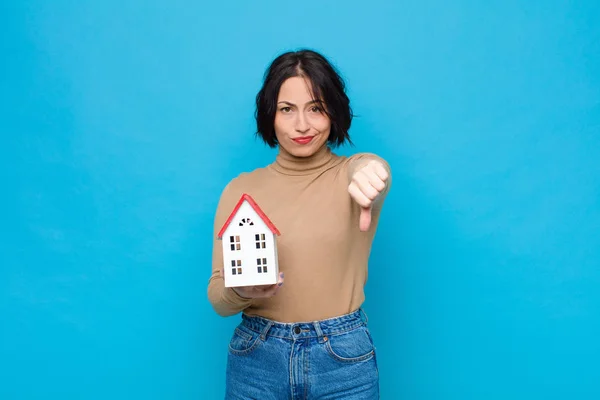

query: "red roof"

left=217, top=193, right=281, bottom=239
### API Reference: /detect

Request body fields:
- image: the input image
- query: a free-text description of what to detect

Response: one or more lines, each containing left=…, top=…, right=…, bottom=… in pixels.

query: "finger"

left=219, top=269, right=224, bottom=278
left=263, top=283, right=281, bottom=297
left=261, top=273, right=285, bottom=297
left=359, top=207, right=372, bottom=232
left=355, top=170, right=384, bottom=197
left=262, top=286, right=279, bottom=297
left=369, top=171, right=387, bottom=192
left=372, top=162, right=389, bottom=182
left=257, top=272, right=284, bottom=290
left=348, top=182, right=372, bottom=208
left=257, top=272, right=284, bottom=297
left=271, top=272, right=285, bottom=296
left=362, top=163, right=388, bottom=191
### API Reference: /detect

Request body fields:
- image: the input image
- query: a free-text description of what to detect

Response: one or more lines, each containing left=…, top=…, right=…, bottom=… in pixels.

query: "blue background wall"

left=2, top=1, right=599, bottom=399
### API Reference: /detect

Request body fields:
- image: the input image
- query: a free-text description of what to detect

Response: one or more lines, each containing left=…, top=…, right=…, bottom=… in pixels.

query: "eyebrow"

left=277, top=100, right=322, bottom=106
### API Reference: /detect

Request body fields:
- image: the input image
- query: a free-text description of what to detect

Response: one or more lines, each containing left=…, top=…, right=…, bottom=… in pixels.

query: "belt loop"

left=260, top=321, right=274, bottom=341
left=313, top=321, right=325, bottom=343
left=359, top=308, right=369, bottom=325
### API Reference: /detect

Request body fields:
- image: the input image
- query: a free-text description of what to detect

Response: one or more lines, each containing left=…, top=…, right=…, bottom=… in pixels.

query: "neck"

left=270, top=144, right=336, bottom=176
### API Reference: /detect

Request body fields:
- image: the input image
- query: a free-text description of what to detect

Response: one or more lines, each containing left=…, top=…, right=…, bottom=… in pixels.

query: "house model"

left=217, top=193, right=280, bottom=288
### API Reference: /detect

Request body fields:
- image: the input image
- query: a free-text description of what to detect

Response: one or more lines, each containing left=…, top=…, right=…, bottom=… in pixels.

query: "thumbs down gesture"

left=348, top=159, right=390, bottom=232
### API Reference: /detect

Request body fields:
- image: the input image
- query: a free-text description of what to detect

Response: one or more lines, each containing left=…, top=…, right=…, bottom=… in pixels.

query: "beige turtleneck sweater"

left=207, top=145, right=391, bottom=323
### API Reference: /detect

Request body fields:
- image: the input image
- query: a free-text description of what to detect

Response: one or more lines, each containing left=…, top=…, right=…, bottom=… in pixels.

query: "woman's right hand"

left=220, top=270, right=285, bottom=299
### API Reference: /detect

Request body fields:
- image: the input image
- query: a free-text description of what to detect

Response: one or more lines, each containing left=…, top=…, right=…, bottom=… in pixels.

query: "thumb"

left=359, top=206, right=372, bottom=232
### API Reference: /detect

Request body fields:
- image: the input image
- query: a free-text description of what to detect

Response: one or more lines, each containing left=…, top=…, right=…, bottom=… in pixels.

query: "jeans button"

left=294, top=326, right=301, bottom=334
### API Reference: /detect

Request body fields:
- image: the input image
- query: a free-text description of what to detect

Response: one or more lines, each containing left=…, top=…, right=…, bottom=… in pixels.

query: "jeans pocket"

left=228, top=325, right=263, bottom=356
left=325, top=326, right=375, bottom=363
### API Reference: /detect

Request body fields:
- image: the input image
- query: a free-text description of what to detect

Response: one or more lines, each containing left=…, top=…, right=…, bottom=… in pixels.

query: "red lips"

left=292, top=136, right=314, bottom=145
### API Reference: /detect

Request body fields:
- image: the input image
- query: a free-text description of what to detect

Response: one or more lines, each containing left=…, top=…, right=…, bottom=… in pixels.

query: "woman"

left=207, top=49, right=391, bottom=399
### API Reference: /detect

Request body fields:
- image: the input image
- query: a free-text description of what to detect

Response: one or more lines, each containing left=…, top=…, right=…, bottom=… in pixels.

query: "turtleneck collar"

left=269, top=144, right=338, bottom=176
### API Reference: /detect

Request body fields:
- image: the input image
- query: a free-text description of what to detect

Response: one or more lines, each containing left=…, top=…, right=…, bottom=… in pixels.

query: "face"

left=274, top=76, right=331, bottom=157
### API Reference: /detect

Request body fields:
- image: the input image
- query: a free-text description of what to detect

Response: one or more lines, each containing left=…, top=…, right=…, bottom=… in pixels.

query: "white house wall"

left=236, top=202, right=269, bottom=232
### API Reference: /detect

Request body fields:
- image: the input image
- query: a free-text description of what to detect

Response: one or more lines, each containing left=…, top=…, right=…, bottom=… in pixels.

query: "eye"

left=310, top=106, right=322, bottom=113
left=280, top=106, right=292, bottom=113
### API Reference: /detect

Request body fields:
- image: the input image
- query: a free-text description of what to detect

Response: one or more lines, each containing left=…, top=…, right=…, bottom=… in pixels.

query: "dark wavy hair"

left=255, top=49, right=353, bottom=148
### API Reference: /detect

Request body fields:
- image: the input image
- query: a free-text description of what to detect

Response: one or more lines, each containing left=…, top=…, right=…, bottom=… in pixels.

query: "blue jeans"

left=225, top=309, right=379, bottom=399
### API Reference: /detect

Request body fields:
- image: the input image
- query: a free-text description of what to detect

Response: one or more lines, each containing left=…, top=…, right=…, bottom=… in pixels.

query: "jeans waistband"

left=240, top=308, right=368, bottom=341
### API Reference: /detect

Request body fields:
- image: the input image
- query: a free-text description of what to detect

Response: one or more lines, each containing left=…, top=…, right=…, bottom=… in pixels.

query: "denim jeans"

left=225, top=309, right=379, bottom=399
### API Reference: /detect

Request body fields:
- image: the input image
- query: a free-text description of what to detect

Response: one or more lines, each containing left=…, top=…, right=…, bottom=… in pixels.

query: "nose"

left=294, top=112, right=310, bottom=133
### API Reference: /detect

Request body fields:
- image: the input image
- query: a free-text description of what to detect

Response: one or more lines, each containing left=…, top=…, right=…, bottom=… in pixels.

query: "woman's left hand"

left=348, top=160, right=389, bottom=232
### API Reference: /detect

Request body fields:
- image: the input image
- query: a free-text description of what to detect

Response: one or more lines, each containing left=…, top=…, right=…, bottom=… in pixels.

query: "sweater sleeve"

left=207, top=180, right=254, bottom=317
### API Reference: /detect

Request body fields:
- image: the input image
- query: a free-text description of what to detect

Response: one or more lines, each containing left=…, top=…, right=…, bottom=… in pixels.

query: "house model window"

left=230, top=235, right=241, bottom=251
left=239, top=218, right=254, bottom=226
left=257, top=258, right=268, bottom=273
left=217, top=194, right=280, bottom=288
left=231, top=259, right=242, bottom=275
left=256, top=234, right=266, bottom=249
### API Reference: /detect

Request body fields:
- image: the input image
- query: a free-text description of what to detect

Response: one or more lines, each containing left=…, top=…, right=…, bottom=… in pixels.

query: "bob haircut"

left=255, top=49, right=353, bottom=148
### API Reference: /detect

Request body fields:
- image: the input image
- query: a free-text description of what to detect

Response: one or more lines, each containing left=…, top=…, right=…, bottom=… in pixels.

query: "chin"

left=288, top=147, right=315, bottom=158
left=285, top=141, right=325, bottom=158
